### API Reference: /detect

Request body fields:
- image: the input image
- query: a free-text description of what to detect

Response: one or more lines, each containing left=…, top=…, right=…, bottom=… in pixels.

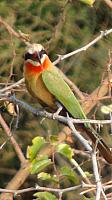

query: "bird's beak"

left=37, top=52, right=41, bottom=65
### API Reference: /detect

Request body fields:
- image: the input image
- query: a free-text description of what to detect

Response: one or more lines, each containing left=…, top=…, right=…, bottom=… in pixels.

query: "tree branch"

left=1, top=94, right=111, bottom=125
left=0, top=16, right=30, bottom=45
left=103, top=0, right=112, bottom=8
left=0, top=113, right=26, bottom=164
left=54, top=29, right=112, bottom=65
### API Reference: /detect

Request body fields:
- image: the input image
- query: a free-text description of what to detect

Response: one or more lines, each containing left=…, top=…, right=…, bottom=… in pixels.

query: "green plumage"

left=24, top=43, right=112, bottom=164
left=42, top=66, right=112, bottom=164
left=42, top=67, right=86, bottom=120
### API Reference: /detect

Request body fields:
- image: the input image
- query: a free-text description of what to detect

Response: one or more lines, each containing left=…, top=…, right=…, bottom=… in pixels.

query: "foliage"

left=80, top=0, right=95, bottom=6
left=27, top=136, right=80, bottom=199
left=34, top=191, right=58, bottom=200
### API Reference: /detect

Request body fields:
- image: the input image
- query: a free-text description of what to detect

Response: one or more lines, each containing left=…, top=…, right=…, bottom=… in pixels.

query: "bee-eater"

left=24, top=43, right=112, bottom=164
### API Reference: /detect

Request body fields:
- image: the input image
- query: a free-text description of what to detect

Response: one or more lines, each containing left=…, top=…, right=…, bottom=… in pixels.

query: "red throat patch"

left=25, top=62, right=44, bottom=73
left=25, top=57, right=52, bottom=74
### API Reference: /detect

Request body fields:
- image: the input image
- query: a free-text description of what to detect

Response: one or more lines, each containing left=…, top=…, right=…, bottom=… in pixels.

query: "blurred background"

left=0, top=0, right=112, bottom=199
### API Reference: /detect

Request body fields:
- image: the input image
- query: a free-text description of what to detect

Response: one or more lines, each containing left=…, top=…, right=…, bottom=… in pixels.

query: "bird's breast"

left=24, top=69, right=56, bottom=109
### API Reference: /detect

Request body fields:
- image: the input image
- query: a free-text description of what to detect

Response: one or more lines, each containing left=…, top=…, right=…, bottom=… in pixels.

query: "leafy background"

left=0, top=0, right=112, bottom=199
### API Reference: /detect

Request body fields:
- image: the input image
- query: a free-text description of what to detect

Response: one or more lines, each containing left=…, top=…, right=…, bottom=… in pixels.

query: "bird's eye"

left=24, top=53, right=32, bottom=60
left=39, top=49, right=47, bottom=59
left=24, top=49, right=47, bottom=62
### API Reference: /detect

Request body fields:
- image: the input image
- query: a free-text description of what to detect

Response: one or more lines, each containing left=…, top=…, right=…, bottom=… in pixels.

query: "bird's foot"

left=53, top=102, right=63, bottom=119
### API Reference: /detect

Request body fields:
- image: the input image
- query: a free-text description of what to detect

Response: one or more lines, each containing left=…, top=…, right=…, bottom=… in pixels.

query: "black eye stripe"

left=24, top=49, right=47, bottom=61
left=24, top=53, right=32, bottom=60
left=39, top=49, right=47, bottom=58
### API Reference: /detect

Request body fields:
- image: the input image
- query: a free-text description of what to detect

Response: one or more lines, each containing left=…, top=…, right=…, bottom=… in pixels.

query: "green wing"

left=42, top=67, right=86, bottom=120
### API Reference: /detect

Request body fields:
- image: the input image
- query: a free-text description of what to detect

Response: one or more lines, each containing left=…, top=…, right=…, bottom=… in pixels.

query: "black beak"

left=37, top=52, right=41, bottom=64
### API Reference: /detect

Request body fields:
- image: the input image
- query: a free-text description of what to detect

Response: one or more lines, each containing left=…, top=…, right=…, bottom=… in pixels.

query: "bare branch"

left=0, top=114, right=26, bottom=164
left=1, top=94, right=112, bottom=125
left=0, top=184, right=81, bottom=196
left=103, top=0, right=112, bottom=8
left=70, top=158, right=95, bottom=195
left=0, top=78, right=24, bottom=93
left=91, top=152, right=102, bottom=200
left=54, top=29, right=112, bottom=65
left=0, top=162, right=30, bottom=200
left=67, top=116, right=106, bottom=200
left=0, top=16, right=30, bottom=45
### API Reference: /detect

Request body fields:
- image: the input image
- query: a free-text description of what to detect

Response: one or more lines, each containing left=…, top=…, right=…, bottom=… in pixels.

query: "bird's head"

left=24, top=43, right=47, bottom=67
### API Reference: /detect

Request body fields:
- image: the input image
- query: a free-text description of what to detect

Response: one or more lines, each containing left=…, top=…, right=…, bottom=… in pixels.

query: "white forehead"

left=26, top=43, right=44, bottom=54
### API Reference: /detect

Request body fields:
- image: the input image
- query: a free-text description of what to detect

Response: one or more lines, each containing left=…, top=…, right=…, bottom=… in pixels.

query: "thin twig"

left=70, top=158, right=95, bottom=194
left=0, top=16, right=30, bottom=45
left=67, top=114, right=92, bottom=152
left=0, top=184, right=81, bottom=196
left=0, top=78, right=24, bottom=93
left=54, top=29, right=112, bottom=65
left=0, top=113, right=26, bottom=164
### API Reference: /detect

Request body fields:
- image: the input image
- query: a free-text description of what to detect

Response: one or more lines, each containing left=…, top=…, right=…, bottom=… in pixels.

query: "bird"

left=24, top=43, right=112, bottom=164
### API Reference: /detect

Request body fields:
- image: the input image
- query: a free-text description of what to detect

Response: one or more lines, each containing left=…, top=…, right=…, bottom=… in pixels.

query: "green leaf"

left=27, top=136, right=46, bottom=161
left=56, top=143, right=74, bottom=160
left=79, top=0, right=95, bottom=6
left=60, top=166, right=80, bottom=184
left=101, top=104, right=112, bottom=114
left=85, top=171, right=93, bottom=178
left=34, top=192, right=58, bottom=200
left=31, top=155, right=51, bottom=174
left=38, top=172, right=59, bottom=183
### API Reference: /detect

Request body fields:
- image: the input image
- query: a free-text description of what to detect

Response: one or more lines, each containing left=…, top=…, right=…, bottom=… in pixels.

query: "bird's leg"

left=53, top=101, right=63, bottom=119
